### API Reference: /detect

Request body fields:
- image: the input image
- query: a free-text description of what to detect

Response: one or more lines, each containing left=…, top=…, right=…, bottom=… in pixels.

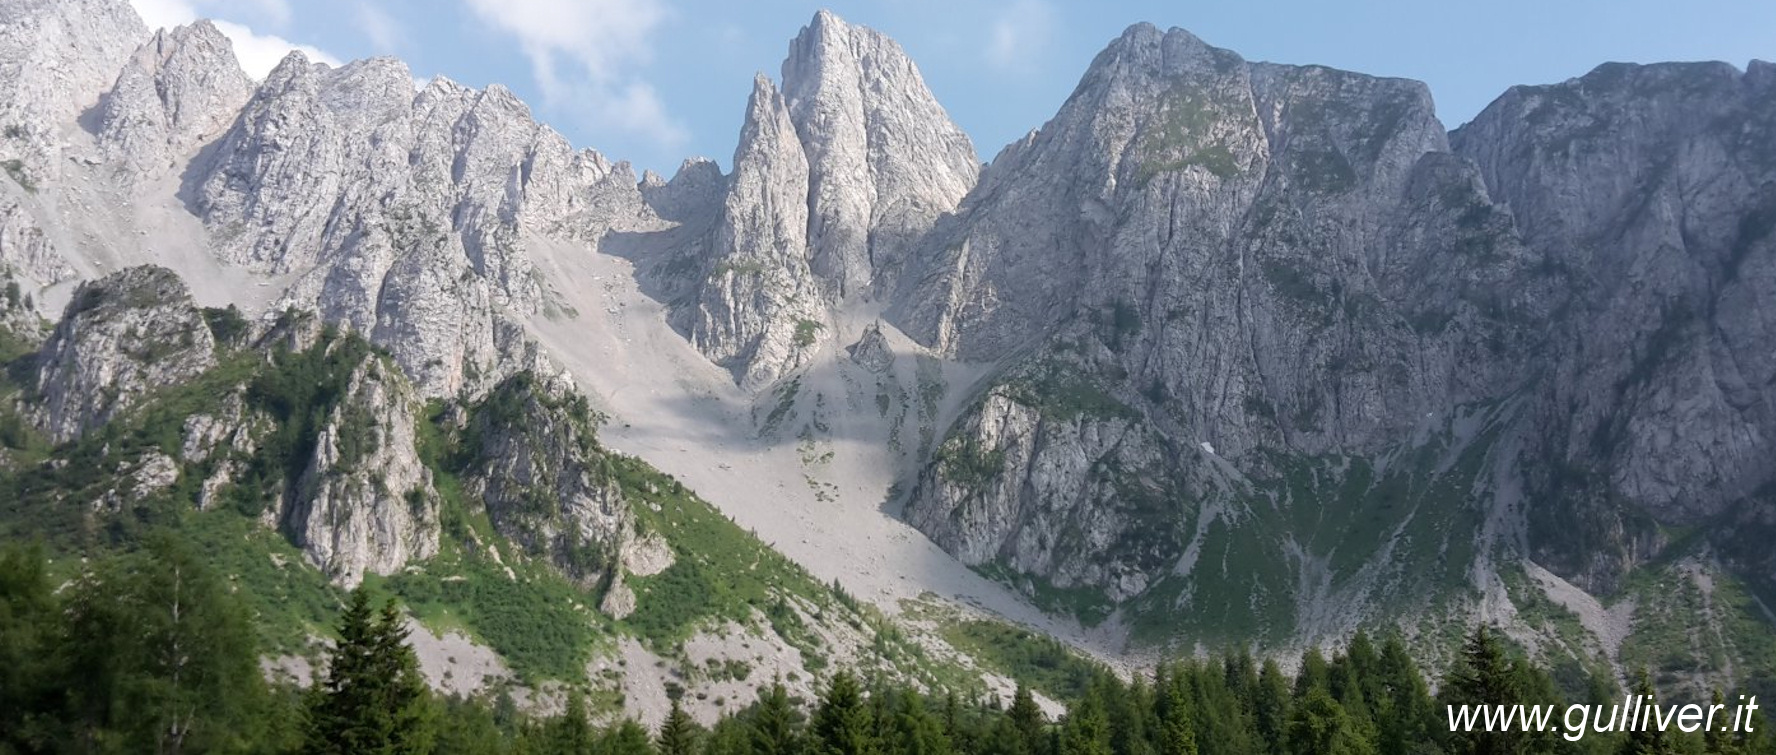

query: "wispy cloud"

left=129, top=0, right=341, bottom=79
left=355, top=4, right=406, bottom=53
left=462, top=0, right=689, bottom=150
left=985, top=0, right=1056, bottom=72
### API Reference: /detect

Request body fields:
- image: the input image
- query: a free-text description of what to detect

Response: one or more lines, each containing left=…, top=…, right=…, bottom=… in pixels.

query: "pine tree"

left=706, top=714, right=755, bottom=755
left=1441, top=625, right=1523, bottom=755
left=980, top=714, right=1029, bottom=755
left=1060, top=688, right=1113, bottom=755
left=1617, top=670, right=1672, bottom=755
left=886, top=692, right=952, bottom=755
left=543, top=691, right=596, bottom=755
left=752, top=680, right=804, bottom=755
left=1287, top=687, right=1376, bottom=755
left=1253, top=660, right=1292, bottom=755
left=1741, top=704, right=1772, bottom=755
left=432, top=696, right=510, bottom=755
left=1155, top=679, right=1198, bottom=755
left=1296, top=649, right=1332, bottom=699
left=304, top=587, right=435, bottom=754
left=657, top=697, right=701, bottom=755
left=1704, top=689, right=1736, bottom=755
left=600, top=719, right=657, bottom=755
left=815, top=671, right=878, bottom=755
left=1106, top=675, right=1152, bottom=755
left=1373, top=635, right=1433, bottom=755
left=1008, top=684, right=1047, bottom=755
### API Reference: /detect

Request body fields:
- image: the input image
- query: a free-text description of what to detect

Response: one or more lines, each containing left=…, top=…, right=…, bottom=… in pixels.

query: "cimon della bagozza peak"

left=1, top=0, right=1774, bottom=734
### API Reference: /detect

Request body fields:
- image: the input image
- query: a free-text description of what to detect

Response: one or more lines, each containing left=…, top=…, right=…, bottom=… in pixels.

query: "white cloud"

left=128, top=0, right=340, bottom=80
left=355, top=4, right=405, bottom=53
left=985, top=0, right=1056, bottom=72
left=130, top=0, right=199, bottom=31
left=463, top=0, right=688, bottom=150
left=211, top=20, right=341, bottom=78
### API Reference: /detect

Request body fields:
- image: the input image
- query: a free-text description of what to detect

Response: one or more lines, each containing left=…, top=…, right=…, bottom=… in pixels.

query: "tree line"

left=1, top=539, right=1770, bottom=755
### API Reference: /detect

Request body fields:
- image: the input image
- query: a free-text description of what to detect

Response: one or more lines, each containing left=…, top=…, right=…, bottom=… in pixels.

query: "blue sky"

left=131, top=0, right=1774, bottom=176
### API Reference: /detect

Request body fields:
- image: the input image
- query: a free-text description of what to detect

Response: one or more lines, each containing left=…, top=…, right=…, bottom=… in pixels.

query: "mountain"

left=888, top=25, right=1776, bottom=691
left=1, top=0, right=1773, bottom=717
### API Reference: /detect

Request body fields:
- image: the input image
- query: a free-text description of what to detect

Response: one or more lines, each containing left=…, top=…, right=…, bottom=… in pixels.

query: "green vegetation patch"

left=380, top=548, right=603, bottom=684
left=939, top=618, right=1103, bottom=701
left=792, top=318, right=823, bottom=348
left=1001, top=361, right=1139, bottom=423
left=610, top=454, right=838, bottom=647
left=934, top=435, right=1005, bottom=490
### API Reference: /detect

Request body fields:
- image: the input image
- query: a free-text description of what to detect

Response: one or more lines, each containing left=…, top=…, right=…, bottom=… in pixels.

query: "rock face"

left=899, top=26, right=1776, bottom=644
left=463, top=372, right=634, bottom=587
left=29, top=266, right=217, bottom=443
left=1453, top=60, right=1776, bottom=590
left=96, top=20, right=252, bottom=178
left=680, top=11, right=977, bottom=387
left=783, top=10, right=979, bottom=297
left=285, top=351, right=440, bottom=587
left=689, top=75, right=829, bottom=389
left=0, top=0, right=146, bottom=162
left=0, top=196, right=69, bottom=289
left=192, top=54, right=648, bottom=396
left=898, top=26, right=1552, bottom=623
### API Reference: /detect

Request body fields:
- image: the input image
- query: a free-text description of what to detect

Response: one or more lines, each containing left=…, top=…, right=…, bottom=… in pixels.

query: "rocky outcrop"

left=782, top=10, right=979, bottom=297
left=463, top=372, right=634, bottom=587
left=1453, top=60, right=1776, bottom=590
left=96, top=20, right=252, bottom=177
left=847, top=321, right=894, bottom=373
left=178, top=391, right=273, bottom=510
left=0, top=196, right=69, bottom=293
left=901, top=26, right=1551, bottom=598
left=285, top=351, right=440, bottom=587
left=29, top=265, right=217, bottom=443
left=903, top=27, right=1776, bottom=633
left=689, top=74, right=829, bottom=389
left=680, top=11, right=977, bottom=387
left=0, top=0, right=146, bottom=164
left=193, top=56, right=650, bottom=396
left=906, top=382, right=1186, bottom=602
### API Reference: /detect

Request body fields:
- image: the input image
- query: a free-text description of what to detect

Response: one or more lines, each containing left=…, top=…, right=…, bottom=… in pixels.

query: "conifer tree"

left=887, top=692, right=951, bottom=755
left=1704, top=689, right=1736, bottom=755
left=1296, top=649, right=1332, bottom=699
left=544, top=691, right=596, bottom=755
left=1008, top=684, right=1047, bottom=755
left=1155, top=678, right=1198, bottom=755
left=303, top=587, right=435, bottom=755
left=1617, top=671, right=1672, bottom=755
left=600, top=718, right=657, bottom=755
left=1253, top=660, right=1292, bottom=755
left=0, top=542, right=64, bottom=752
left=706, top=714, right=754, bottom=755
left=657, top=697, right=701, bottom=755
left=752, top=680, right=805, bottom=755
left=1287, top=687, right=1375, bottom=755
left=1373, top=635, right=1433, bottom=755
left=1060, top=688, right=1113, bottom=755
left=815, top=671, right=878, bottom=755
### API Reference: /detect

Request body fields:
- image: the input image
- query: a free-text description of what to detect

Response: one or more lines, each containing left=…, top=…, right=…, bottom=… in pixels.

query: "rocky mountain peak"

left=97, top=19, right=252, bottom=176
left=780, top=10, right=979, bottom=298
left=0, top=0, right=147, bottom=163
left=674, top=12, right=978, bottom=387
left=27, top=265, right=217, bottom=444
